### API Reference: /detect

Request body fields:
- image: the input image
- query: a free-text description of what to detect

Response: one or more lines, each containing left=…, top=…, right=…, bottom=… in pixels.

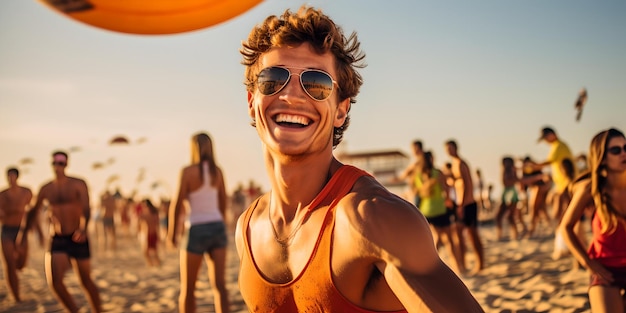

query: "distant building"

left=337, top=149, right=410, bottom=199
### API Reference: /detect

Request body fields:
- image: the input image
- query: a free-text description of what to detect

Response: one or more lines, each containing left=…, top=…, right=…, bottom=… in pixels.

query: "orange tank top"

left=239, top=165, right=408, bottom=313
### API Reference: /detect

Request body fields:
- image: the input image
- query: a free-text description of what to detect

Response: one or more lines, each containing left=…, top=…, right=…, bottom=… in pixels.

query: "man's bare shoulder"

left=39, top=181, right=54, bottom=193
left=336, top=176, right=425, bottom=238
left=334, top=176, right=437, bottom=270
left=67, top=176, right=88, bottom=187
left=20, top=186, right=33, bottom=194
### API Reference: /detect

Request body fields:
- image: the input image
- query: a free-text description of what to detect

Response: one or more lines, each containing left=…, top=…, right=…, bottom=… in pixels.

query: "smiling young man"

left=235, top=6, right=483, bottom=313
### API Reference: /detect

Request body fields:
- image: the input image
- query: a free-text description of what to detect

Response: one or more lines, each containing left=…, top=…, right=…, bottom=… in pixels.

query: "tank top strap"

left=308, top=165, right=372, bottom=212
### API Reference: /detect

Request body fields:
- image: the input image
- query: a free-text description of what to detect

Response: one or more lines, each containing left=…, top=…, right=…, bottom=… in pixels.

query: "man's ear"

left=334, top=98, right=350, bottom=127
left=247, top=91, right=255, bottom=120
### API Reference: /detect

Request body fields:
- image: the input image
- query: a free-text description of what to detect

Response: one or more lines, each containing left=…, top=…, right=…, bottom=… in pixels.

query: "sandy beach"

left=1, top=219, right=591, bottom=313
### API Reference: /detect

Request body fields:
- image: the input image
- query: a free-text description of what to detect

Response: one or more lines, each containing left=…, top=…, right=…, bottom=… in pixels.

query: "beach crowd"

left=4, top=124, right=623, bottom=313
left=2, top=5, right=625, bottom=313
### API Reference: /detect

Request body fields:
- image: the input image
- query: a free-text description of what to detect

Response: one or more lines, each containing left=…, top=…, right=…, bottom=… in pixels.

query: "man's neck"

left=267, top=155, right=340, bottom=211
left=55, top=173, right=67, bottom=182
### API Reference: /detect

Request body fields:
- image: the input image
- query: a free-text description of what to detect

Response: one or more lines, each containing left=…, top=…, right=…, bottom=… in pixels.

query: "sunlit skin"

left=30, top=154, right=101, bottom=313
left=560, top=133, right=626, bottom=313
left=237, top=43, right=483, bottom=312
left=247, top=44, right=347, bottom=164
left=445, top=142, right=484, bottom=275
left=0, top=170, right=32, bottom=302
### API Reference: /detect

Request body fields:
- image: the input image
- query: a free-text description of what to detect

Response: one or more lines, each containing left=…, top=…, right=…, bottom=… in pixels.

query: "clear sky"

left=1, top=0, right=625, bottom=204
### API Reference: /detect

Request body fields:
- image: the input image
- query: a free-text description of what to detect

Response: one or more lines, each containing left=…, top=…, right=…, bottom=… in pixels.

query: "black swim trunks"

left=1, top=225, right=21, bottom=241
left=460, top=202, right=479, bottom=227
left=50, top=234, right=91, bottom=259
left=426, top=213, right=452, bottom=228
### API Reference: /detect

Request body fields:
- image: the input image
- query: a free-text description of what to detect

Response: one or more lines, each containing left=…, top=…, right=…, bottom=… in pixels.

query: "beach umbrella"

left=574, top=88, right=587, bottom=122
left=109, top=135, right=130, bottom=145
left=36, top=0, right=263, bottom=35
left=136, top=137, right=147, bottom=145
left=18, top=157, right=34, bottom=165
left=106, top=174, right=120, bottom=185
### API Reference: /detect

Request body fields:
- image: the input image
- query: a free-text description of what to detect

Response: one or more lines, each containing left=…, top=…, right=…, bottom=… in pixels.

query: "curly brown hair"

left=240, top=6, right=366, bottom=147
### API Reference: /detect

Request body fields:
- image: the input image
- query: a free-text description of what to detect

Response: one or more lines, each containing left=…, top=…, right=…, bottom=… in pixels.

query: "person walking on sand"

left=560, top=128, right=626, bottom=313
left=25, top=151, right=101, bottom=313
left=415, top=151, right=465, bottom=274
left=475, top=168, right=488, bottom=214
left=98, top=189, right=117, bottom=253
left=0, top=167, right=33, bottom=303
left=495, top=157, right=527, bottom=241
left=168, top=132, right=230, bottom=313
left=235, top=6, right=483, bottom=312
left=534, top=126, right=575, bottom=222
left=140, top=198, right=161, bottom=267
left=521, top=155, right=552, bottom=238
left=397, top=139, right=425, bottom=207
left=445, top=139, right=485, bottom=275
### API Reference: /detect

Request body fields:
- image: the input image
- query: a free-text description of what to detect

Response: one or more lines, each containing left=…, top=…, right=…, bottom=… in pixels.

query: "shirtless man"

left=0, top=167, right=32, bottom=302
left=445, top=139, right=485, bottom=275
left=27, top=151, right=101, bottom=313
left=235, top=6, right=482, bottom=312
left=397, top=140, right=425, bottom=207
left=99, top=190, right=117, bottom=252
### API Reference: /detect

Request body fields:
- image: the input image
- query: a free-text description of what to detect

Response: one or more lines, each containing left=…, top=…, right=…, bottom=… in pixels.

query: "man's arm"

left=358, top=189, right=483, bottom=312
left=397, top=162, right=416, bottom=181
left=79, top=179, right=91, bottom=231
left=17, top=186, right=45, bottom=245
left=458, top=161, right=473, bottom=205
left=0, top=192, right=6, bottom=220
left=71, top=179, right=91, bottom=243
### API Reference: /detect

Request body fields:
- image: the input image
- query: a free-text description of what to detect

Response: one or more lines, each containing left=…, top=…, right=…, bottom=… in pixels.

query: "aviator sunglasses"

left=256, top=66, right=337, bottom=101
left=607, top=144, right=626, bottom=156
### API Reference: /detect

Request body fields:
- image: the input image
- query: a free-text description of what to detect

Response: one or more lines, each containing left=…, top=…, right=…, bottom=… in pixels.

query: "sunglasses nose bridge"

left=280, top=72, right=309, bottom=99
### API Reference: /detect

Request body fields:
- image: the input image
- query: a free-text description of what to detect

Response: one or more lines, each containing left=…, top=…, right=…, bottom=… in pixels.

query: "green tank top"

left=414, top=170, right=447, bottom=218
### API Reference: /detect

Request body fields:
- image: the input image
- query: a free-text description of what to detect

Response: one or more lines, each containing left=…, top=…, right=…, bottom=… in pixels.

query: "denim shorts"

left=182, top=221, right=227, bottom=254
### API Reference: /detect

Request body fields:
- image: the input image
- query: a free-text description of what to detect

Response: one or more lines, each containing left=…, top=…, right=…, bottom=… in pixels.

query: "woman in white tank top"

left=168, top=132, right=230, bottom=313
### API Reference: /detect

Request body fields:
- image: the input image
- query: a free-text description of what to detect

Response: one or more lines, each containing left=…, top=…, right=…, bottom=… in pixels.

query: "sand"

left=0, top=221, right=591, bottom=313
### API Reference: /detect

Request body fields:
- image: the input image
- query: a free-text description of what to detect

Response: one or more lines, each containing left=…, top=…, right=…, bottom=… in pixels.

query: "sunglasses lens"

left=301, top=70, right=334, bottom=101
left=257, top=67, right=290, bottom=96
left=52, top=162, right=66, bottom=166
left=608, top=145, right=626, bottom=155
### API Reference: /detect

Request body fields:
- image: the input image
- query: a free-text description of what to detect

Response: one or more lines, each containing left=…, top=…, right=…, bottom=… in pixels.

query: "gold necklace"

left=268, top=192, right=312, bottom=247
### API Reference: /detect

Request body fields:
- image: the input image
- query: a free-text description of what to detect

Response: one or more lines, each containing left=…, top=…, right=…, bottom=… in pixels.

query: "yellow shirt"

left=547, top=139, right=573, bottom=193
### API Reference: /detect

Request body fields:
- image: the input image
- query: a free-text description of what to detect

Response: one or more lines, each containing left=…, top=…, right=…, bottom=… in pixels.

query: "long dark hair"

left=191, top=132, right=217, bottom=186
left=589, top=128, right=626, bottom=234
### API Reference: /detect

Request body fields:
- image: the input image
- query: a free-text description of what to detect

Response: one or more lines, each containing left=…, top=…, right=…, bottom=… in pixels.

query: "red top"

left=239, top=165, right=408, bottom=313
left=588, top=213, right=626, bottom=267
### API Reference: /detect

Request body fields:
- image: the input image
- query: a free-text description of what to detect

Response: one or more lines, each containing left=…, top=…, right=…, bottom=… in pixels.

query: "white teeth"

left=275, top=114, right=310, bottom=126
